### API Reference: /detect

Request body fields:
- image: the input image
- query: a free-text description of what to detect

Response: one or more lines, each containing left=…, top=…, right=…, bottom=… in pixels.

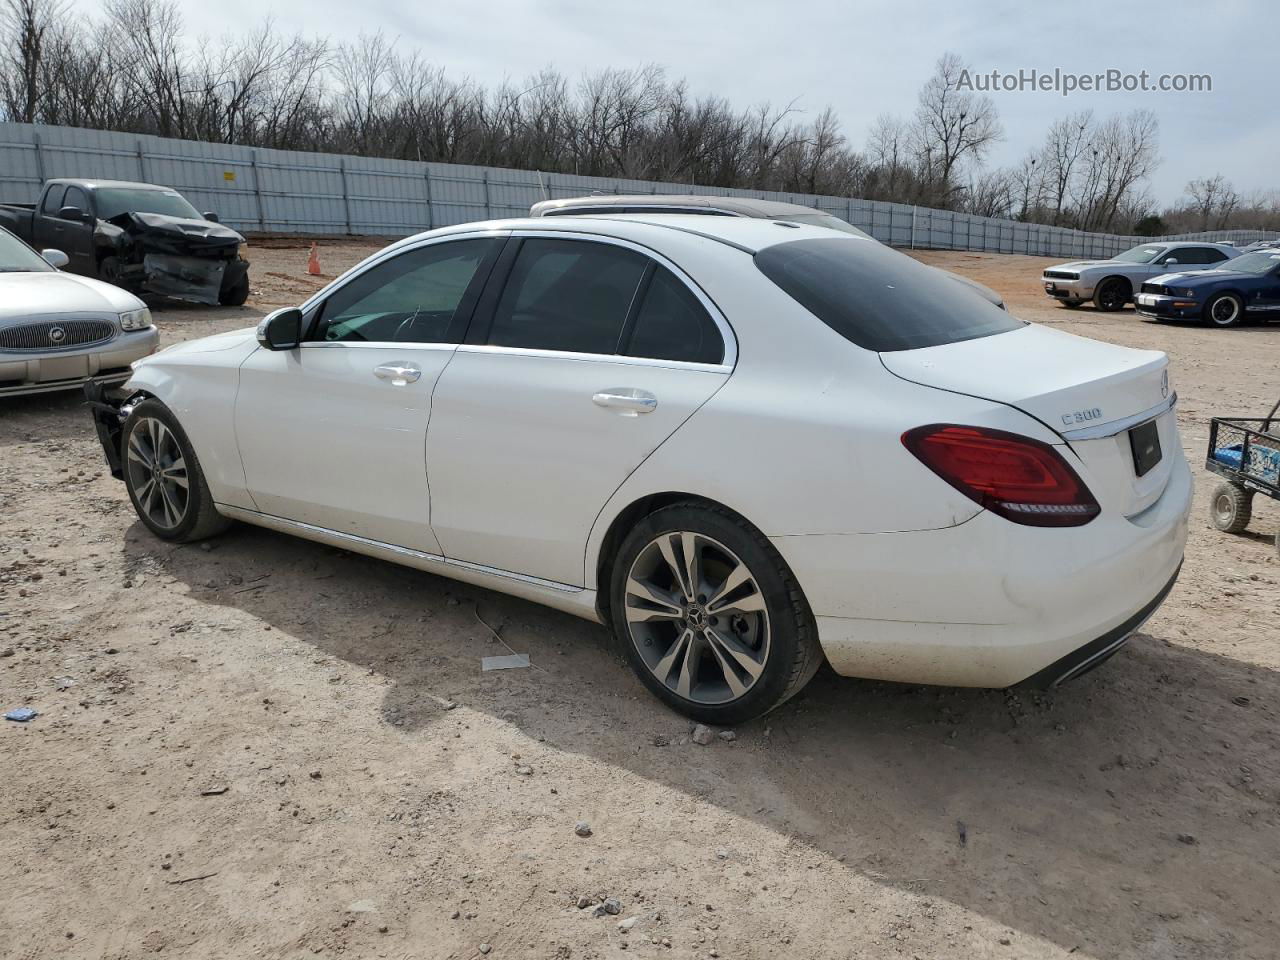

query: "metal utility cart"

left=1206, top=396, right=1280, bottom=557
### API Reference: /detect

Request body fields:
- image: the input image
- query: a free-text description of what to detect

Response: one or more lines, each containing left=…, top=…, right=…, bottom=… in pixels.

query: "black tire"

left=97, top=255, right=125, bottom=287
left=218, top=267, right=250, bottom=307
left=121, top=398, right=231, bottom=543
left=1060, top=299, right=1083, bottom=309
left=1209, top=481, right=1252, bottom=534
left=1093, top=278, right=1129, bottom=312
left=1204, top=292, right=1245, bottom=328
left=608, top=502, right=822, bottom=724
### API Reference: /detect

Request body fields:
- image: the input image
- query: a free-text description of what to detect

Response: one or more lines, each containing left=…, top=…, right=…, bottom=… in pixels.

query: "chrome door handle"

left=374, top=361, right=422, bottom=385
left=592, top=388, right=657, bottom=416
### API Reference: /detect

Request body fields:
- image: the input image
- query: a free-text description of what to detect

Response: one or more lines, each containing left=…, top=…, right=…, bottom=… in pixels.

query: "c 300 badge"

left=1061, top=407, right=1103, bottom=427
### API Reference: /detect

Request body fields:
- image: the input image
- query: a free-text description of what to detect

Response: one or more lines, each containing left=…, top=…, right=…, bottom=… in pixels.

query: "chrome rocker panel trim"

left=215, top=504, right=603, bottom=623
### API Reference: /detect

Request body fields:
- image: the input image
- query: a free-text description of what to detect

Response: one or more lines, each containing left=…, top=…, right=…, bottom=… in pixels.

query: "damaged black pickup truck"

left=0, top=179, right=250, bottom=305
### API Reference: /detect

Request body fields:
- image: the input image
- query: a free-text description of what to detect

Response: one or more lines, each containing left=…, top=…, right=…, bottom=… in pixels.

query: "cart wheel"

left=1210, top=481, right=1252, bottom=533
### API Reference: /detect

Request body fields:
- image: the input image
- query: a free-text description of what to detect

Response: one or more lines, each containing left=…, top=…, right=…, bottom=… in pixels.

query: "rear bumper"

left=773, top=452, right=1193, bottom=688
left=0, top=327, right=158, bottom=397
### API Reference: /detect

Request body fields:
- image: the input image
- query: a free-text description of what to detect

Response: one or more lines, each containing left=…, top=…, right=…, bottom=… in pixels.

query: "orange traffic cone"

left=306, top=242, right=321, bottom=277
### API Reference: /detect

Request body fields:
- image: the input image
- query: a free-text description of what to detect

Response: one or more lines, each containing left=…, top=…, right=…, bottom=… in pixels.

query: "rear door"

left=235, top=234, right=503, bottom=552
left=426, top=232, right=732, bottom=586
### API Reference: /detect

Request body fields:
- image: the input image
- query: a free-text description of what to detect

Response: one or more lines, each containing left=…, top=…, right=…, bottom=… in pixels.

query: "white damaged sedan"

left=0, top=226, right=158, bottom=397
left=89, top=216, right=1191, bottom=721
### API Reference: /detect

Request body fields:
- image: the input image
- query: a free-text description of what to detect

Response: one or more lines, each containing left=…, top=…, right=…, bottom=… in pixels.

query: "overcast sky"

left=81, top=0, right=1274, bottom=206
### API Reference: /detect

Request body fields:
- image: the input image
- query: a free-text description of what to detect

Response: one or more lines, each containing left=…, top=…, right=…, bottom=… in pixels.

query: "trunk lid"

left=880, top=324, right=1175, bottom=517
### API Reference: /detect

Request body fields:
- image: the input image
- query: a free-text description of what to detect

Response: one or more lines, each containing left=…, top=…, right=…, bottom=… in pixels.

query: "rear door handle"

left=592, top=388, right=657, bottom=416
left=374, top=361, right=422, bottom=385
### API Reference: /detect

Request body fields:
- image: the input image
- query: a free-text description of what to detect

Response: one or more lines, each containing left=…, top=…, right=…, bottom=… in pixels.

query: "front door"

left=426, top=235, right=732, bottom=585
left=234, top=235, right=503, bottom=553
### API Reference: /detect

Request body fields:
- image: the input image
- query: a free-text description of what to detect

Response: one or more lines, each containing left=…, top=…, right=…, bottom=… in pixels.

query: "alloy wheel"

left=1210, top=296, right=1240, bottom=326
left=1098, top=281, right=1125, bottom=310
left=623, top=531, right=770, bottom=705
left=125, top=416, right=190, bottom=530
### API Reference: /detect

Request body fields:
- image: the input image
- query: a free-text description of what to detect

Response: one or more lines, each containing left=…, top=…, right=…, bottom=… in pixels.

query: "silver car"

left=531, top=194, right=1008, bottom=309
left=0, top=226, right=158, bottom=397
left=1042, top=241, right=1240, bottom=312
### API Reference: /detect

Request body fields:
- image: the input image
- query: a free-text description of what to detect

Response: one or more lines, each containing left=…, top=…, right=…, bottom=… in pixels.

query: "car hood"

left=1150, top=268, right=1254, bottom=287
left=1051, top=260, right=1122, bottom=272
left=107, top=211, right=244, bottom=246
left=0, top=270, right=145, bottom=319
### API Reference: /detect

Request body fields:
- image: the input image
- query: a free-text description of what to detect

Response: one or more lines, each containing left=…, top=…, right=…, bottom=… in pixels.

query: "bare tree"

left=0, top=0, right=65, bottom=122
left=1184, top=174, right=1240, bottom=231
left=910, top=52, right=1002, bottom=198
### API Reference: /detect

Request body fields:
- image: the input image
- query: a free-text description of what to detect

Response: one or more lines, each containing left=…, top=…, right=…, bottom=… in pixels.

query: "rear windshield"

left=754, top=238, right=1023, bottom=352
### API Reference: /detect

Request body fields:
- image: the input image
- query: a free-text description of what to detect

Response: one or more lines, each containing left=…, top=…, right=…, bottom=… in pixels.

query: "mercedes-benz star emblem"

left=1160, top=369, right=1169, bottom=399
left=48, top=326, right=66, bottom=345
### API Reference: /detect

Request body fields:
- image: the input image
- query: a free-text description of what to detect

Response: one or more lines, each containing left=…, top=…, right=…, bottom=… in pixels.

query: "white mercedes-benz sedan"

left=89, top=215, right=1192, bottom=722
left=1, top=226, right=158, bottom=397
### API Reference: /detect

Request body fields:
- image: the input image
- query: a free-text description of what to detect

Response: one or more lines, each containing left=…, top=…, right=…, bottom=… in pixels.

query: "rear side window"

left=623, top=266, right=723, bottom=364
left=488, top=238, right=647, bottom=354
left=1201, top=247, right=1230, bottom=263
left=754, top=238, right=1023, bottom=352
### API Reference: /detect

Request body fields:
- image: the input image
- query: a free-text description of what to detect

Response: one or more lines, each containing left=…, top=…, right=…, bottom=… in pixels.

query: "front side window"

left=1160, top=247, right=1199, bottom=265
left=317, top=238, right=497, bottom=344
left=487, top=238, right=647, bottom=354
left=755, top=237, right=1023, bottom=353
left=623, top=266, right=723, bottom=364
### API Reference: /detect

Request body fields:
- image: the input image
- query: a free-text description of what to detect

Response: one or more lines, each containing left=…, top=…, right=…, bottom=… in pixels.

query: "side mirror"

left=40, top=248, right=69, bottom=269
left=57, top=205, right=86, bottom=222
left=203, top=211, right=220, bottom=223
left=256, top=307, right=303, bottom=351
left=1163, top=258, right=1179, bottom=266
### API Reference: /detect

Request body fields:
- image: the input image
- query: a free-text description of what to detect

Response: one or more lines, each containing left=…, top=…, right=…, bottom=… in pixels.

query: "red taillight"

left=902, top=424, right=1100, bottom=527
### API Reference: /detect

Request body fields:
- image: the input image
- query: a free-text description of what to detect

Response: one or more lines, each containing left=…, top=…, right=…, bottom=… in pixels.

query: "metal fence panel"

left=1, top=123, right=1276, bottom=257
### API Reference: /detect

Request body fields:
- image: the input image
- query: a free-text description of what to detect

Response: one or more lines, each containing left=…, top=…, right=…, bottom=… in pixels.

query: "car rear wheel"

left=1209, top=481, right=1252, bottom=534
left=609, top=503, right=822, bottom=724
left=1204, top=292, right=1244, bottom=328
left=1093, top=278, right=1129, bottom=312
left=122, top=399, right=231, bottom=542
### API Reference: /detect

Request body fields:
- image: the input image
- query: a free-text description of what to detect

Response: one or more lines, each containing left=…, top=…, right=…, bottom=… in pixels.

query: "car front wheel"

left=1204, top=292, right=1245, bottom=328
left=1093, top=278, right=1129, bottom=312
left=609, top=503, right=822, bottom=724
left=122, top=399, right=231, bottom=542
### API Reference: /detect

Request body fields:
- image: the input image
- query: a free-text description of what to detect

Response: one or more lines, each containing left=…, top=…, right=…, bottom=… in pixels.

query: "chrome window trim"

left=503, top=228, right=739, bottom=369
left=295, top=226, right=739, bottom=368
left=1060, top=392, right=1177, bottom=441
left=454, top=342, right=731, bottom=374
left=298, top=341, right=458, bottom=353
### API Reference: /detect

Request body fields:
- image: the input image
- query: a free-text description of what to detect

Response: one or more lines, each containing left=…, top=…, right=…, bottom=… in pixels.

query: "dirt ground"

left=2, top=238, right=1278, bottom=960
